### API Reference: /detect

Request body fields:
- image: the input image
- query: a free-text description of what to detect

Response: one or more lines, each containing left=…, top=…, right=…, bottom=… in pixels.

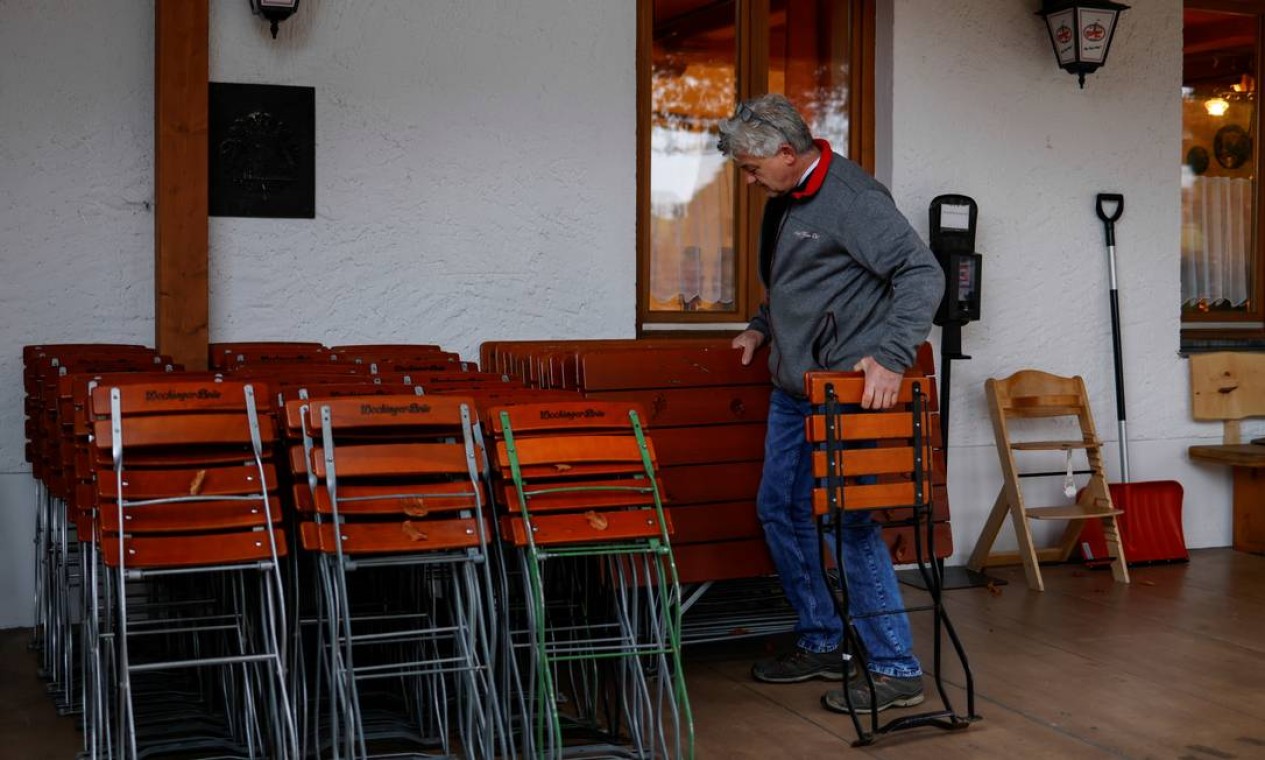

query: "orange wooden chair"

left=90, top=377, right=297, bottom=760
left=284, top=393, right=506, bottom=759
left=805, top=370, right=977, bottom=746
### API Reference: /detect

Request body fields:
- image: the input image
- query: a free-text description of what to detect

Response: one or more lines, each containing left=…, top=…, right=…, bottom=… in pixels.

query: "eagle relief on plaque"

left=209, top=82, right=315, bottom=218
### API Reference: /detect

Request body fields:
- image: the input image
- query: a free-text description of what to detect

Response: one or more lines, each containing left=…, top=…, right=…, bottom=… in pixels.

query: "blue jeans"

left=756, top=387, right=921, bottom=678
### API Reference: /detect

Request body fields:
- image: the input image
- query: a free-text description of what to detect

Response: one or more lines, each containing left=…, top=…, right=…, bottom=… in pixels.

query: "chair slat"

left=803, top=373, right=938, bottom=407
left=489, top=401, right=648, bottom=434
left=811, top=445, right=931, bottom=479
left=311, top=481, right=484, bottom=515
left=309, top=441, right=476, bottom=479
left=494, top=435, right=654, bottom=469
left=102, top=530, right=287, bottom=568
left=300, top=519, right=482, bottom=554
left=97, top=497, right=282, bottom=533
left=501, top=509, right=671, bottom=547
left=93, top=414, right=276, bottom=449
left=97, top=463, right=275, bottom=499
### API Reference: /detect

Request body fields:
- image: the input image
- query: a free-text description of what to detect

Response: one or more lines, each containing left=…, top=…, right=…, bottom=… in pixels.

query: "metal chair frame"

left=97, top=379, right=298, bottom=759
left=292, top=394, right=507, bottom=759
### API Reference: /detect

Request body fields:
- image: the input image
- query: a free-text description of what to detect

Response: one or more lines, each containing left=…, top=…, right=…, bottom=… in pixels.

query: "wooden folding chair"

left=805, top=371, right=977, bottom=745
left=490, top=400, right=692, bottom=759
left=90, top=377, right=297, bottom=760
left=285, top=393, right=507, bottom=759
left=967, top=369, right=1129, bottom=591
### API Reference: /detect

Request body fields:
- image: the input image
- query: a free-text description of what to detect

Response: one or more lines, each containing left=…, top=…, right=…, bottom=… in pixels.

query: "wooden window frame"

left=1181, top=0, right=1265, bottom=343
left=635, top=0, right=876, bottom=335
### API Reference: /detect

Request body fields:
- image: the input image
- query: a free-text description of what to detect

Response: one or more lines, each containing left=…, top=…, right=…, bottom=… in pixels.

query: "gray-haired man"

left=722, top=93, right=942, bottom=713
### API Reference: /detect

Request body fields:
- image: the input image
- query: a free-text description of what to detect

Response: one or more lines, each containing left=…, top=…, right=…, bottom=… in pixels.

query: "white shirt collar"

left=797, top=157, right=821, bottom=189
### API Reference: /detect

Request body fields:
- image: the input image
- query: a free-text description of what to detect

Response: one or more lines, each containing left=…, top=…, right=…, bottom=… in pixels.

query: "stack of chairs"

left=88, top=375, right=297, bottom=758
left=803, top=368, right=977, bottom=745
left=283, top=391, right=507, bottom=758
left=489, top=400, right=692, bottom=758
left=481, top=339, right=783, bottom=645
left=21, top=344, right=170, bottom=729
left=69, top=368, right=209, bottom=760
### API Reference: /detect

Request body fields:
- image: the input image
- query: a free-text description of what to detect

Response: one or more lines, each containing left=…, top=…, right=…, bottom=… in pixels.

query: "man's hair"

left=717, top=94, right=815, bottom=158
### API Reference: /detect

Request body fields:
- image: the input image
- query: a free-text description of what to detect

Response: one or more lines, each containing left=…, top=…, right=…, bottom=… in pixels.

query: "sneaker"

left=751, top=647, right=845, bottom=684
left=821, top=673, right=924, bottom=713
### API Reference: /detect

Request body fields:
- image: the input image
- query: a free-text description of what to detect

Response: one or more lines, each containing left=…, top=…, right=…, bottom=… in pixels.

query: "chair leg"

left=1008, top=514, right=1045, bottom=592
left=966, top=488, right=1009, bottom=572
left=1100, top=514, right=1131, bottom=584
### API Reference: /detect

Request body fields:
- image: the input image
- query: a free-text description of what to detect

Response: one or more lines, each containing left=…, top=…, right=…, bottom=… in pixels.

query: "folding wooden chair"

left=286, top=393, right=507, bottom=759
left=490, top=401, right=692, bottom=759
left=805, top=371, right=977, bottom=745
left=967, top=369, right=1129, bottom=591
left=72, top=369, right=212, bottom=760
left=91, top=377, right=297, bottom=759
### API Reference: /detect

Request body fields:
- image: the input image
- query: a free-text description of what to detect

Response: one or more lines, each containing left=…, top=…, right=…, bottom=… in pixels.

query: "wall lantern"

left=1037, top=1, right=1130, bottom=88
left=250, top=0, right=300, bottom=39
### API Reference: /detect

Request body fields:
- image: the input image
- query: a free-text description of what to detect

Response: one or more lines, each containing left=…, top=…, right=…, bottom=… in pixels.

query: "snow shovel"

left=1080, top=193, right=1188, bottom=566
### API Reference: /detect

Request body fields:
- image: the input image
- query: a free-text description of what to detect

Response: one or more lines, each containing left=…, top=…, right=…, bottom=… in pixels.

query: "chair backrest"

left=983, top=369, right=1106, bottom=511
left=489, top=400, right=670, bottom=548
left=287, top=393, right=489, bottom=555
left=804, top=372, right=938, bottom=516
left=89, top=377, right=285, bottom=568
left=988, top=369, right=1096, bottom=421
left=1189, top=351, right=1265, bottom=444
left=63, top=370, right=215, bottom=537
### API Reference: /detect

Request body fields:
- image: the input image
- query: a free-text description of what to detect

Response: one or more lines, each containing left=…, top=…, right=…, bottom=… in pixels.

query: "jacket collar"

left=790, top=139, right=832, bottom=200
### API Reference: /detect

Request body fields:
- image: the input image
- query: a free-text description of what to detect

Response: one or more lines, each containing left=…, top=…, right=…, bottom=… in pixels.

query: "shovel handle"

left=1096, top=193, right=1124, bottom=246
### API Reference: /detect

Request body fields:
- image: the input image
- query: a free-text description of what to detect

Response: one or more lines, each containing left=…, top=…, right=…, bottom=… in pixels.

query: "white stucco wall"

left=890, top=0, right=1233, bottom=560
left=0, top=0, right=1240, bottom=627
left=1, top=0, right=155, bottom=628
left=205, top=0, right=636, bottom=353
left=0, top=0, right=635, bottom=628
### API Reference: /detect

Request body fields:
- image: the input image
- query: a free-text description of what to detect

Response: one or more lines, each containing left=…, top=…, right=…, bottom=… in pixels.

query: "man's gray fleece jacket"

left=747, top=144, right=944, bottom=396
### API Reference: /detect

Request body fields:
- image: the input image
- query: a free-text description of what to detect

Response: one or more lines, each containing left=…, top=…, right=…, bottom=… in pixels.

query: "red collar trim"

left=790, top=140, right=832, bottom=199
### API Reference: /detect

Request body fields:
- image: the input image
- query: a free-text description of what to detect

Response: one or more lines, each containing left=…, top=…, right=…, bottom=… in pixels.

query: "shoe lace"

left=780, top=649, right=813, bottom=665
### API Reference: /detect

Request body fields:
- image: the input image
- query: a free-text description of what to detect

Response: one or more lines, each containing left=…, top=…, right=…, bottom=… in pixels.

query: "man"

left=720, top=94, right=943, bottom=713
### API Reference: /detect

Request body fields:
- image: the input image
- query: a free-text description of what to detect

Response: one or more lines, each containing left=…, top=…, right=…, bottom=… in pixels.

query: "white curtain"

left=1182, top=175, right=1253, bottom=309
left=649, top=127, right=735, bottom=310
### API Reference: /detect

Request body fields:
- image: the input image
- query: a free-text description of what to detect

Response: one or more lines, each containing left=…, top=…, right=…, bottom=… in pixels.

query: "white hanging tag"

left=1063, top=450, right=1076, bottom=498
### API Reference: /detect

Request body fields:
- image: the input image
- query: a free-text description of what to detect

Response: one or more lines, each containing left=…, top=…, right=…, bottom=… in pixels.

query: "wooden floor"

left=3, top=548, right=1263, bottom=759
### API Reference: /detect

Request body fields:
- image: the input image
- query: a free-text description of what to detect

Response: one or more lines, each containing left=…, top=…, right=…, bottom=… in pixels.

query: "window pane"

left=649, top=0, right=738, bottom=313
left=768, top=0, right=851, bottom=155
left=1181, top=9, right=1257, bottom=316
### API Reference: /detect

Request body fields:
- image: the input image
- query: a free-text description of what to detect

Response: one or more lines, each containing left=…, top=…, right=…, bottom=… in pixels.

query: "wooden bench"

left=1188, top=352, right=1265, bottom=554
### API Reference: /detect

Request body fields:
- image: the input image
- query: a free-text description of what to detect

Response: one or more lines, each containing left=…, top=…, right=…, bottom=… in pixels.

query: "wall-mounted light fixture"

left=250, top=0, right=300, bottom=39
left=1037, top=1, right=1130, bottom=88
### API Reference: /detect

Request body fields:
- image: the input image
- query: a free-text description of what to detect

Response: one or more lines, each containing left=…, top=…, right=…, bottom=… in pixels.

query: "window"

left=1182, top=1, right=1264, bottom=338
left=636, top=0, right=875, bottom=332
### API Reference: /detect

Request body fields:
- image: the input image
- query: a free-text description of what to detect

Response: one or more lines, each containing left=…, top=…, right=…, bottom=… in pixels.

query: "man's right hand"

left=731, top=329, right=766, bottom=366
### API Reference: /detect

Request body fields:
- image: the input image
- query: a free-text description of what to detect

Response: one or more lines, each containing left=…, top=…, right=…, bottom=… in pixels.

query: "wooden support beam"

left=154, top=0, right=209, bottom=370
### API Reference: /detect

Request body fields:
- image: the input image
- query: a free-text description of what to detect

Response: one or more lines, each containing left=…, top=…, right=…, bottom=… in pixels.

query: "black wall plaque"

left=209, top=82, right=315, bottom=218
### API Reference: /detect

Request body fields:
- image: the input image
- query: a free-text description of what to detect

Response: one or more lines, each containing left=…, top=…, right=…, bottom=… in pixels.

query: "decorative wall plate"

left=1214, top=124, right=1251, bottom=170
